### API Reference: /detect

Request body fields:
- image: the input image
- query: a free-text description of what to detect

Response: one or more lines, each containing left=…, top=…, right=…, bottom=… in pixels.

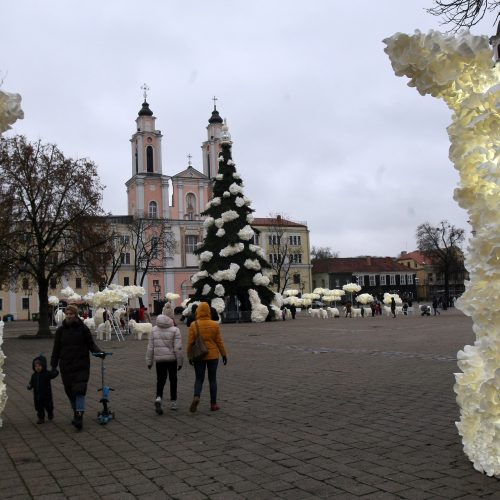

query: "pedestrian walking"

left=27, top=354, right=58, bottom=424
left=391, top=297, right=396, bottom=318
left=146, top=314, right=183, bottom=414
left=345, top=301, right=352, bottom=318
left=432, top=297, right=441, bottom=315
left=187, top=302, right=227, bottom=413
left=290, top=303, right=297, bottom=319
left=50, top=304, right=105, bottom=430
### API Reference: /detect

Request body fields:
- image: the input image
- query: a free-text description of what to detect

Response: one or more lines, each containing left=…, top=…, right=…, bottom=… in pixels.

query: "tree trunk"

left=36, top=278, right=52, bottom=337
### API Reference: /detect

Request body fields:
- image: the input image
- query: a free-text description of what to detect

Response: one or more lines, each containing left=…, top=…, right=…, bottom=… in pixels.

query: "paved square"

left=1, top=309, right=499, bottom=499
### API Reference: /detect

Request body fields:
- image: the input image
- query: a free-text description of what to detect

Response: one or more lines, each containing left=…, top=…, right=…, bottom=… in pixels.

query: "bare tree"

left=0, top=136, right=109, bottom=336
left=416, top=220, right=465, bottom=307
left=127, top=217, right=176, bottom=305
left=311, top=246, right=339, bottom=260
left=267, top=214, right=303, bottom=294
left=427, top=1, right=500, bottom=31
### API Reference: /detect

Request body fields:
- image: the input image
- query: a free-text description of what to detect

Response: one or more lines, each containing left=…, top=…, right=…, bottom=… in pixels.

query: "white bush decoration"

left=191, top=270, right=209, bottom=283
left=212, top=263, right=240, bottom=282
left=247, top=214, right=254, bottom=223
left=202, top=284, right=211, bottom=296
left=92, top=288, right=128, bottom=308
left=271, top=305, right=282, bottom=320
left=383, top=293, right=402, bottom=305
left=356, top=293, right=374, bottom=305
left=218, top=155, right=224, bottom=162
left=235, top=196, right=245, bottom=207
left=272, top=293, right=284, bottom=308
left=0, top=90, right=24, bottom=134
left=238, top=225, right=254, bottom=241
left=216, top=228, right=225, bottom=237
left=331, top=289, right=345, bottom=297
left=211, top=297, right=225, bottom=313
left=249, top=244, right=265, bottom=259
left=232, top=172, right=240, bottom=179
left=243, top=196, right=252, bottom=205
left=200, top=251, right=213, bottom=262
left=248, top=289, right=269, bottom=323
left=0, top=320, right=7, bottom=427
left=244, top=258, right=261, bottom=271
left=223, top=191, right=230, bottom=198
left=48, top=295, right=60, bottom=306
left=229, top=183, right=243, bottom=195
left=215, top=218, right=224, bottom=228
left=60, top=286, right=75, bottom=299
left=343, top=283, right=361, bottom=294
left=210, top=197, right=221, bottom=207
left=214, top=284, right=225, bottom=297
left=220, top=242, right=244, bottom=257
left=253, top=273, right=270, bottom=286
left=165, top=292, right=180, bottom=301
left=122, top=285, right=145, bottom=298
left=385, top=29, right=500, bottom=477
left=284, top=289, right=299, bottom=297
left=203, top=217, right=214, bottom=228
left=221, top=210, right=239, bottom=222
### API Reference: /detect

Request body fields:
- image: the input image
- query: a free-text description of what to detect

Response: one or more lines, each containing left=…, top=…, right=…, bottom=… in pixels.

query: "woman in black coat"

left=50, top=304, right=103, bottom=429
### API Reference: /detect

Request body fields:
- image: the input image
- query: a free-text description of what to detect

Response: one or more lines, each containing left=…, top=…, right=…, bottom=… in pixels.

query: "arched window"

left=146, top=145, right=154, bottom=172
left=149, top=201, right=158, bottom=219
left=185, top=193, right=196, bottom=220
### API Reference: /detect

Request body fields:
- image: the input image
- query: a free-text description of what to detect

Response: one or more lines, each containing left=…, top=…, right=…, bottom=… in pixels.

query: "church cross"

left=141, top=83, right=150, bottom=101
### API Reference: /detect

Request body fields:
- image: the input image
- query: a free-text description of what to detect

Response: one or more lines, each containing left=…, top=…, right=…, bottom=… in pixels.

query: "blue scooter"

left=92, top=352, right=114, bottom=424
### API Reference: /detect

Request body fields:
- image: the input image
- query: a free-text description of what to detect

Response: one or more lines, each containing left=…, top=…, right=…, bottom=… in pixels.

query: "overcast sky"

left=2, top=1, right=496, bottom=257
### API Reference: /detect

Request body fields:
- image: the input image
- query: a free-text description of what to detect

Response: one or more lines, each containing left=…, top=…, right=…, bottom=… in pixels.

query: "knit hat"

left=65, top=304, right=79, bottom=315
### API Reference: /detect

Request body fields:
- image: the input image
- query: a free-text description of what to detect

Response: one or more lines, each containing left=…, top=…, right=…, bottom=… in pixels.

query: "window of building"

left=151, top=236, right=159, bottom=259
left=390, top=275, right=396, bottom=285
left=293, top=273, right=300, bottom=284
left=120, top=252, right=131, bottom=264
left=289, top=235, right=301, bottom=246
left=407, top=274, right=414, bottom=285
left=50, top=278, right=57, bottom=289
left=123, top=277, right=130, bottom=286
left=357, top=275, right=365, bottom=286
left=146, top=145, right=154, bottom=172
left=22, top=297, right=29, bottom=310
left=428, top=273, right=433, bottom=283
left=400, top=274, right=406, bottom=285
left=380, top=275, right=386, bottom=285
left=321, top=279, right=325, bottom=287
left=75, top=277, right=82, bottom=289
left=120, top=235, right=130, bottom=245
left=289, top=254, right=302, bottom=264
left=335, top=279, right=340, bottom=287
left=0, top=298, right=3, bottom=310
left=22, top=278, right=29, bottom=290
left=149, top=201, right=158, bottom=219
left=185, top=193, right=196, bottom=219
left=153, top=279, right=160, bottom=288
left=369, top=275, right=376, bottom=286
left=185, top=235, right=198, bottom=254
left=250, top=234, right=260, bottom=245
left=268, top=235, right=280, bottom=246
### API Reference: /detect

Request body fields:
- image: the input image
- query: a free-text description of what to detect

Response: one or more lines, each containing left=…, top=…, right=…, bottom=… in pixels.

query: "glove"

left=177, top=365, right=182, bottom=371
left=147, top=364, right=152, bottom=370
left=189, top=359, right=194, bottom=366
left=222, top=356, right=227, bottom=365
left=27, top=384, right=32, bottom=390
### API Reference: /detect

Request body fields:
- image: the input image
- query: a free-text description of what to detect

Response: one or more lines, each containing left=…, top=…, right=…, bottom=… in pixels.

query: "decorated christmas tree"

left=190, top=122, right=277, bottom=322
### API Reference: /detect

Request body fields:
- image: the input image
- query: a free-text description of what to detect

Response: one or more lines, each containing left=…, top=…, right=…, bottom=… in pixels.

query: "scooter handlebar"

left=92, top=352, right=113, bottom=358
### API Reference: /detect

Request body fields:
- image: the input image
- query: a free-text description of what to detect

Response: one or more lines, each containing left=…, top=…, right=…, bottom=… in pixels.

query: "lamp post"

left=152, top=284, right=161, bottom=315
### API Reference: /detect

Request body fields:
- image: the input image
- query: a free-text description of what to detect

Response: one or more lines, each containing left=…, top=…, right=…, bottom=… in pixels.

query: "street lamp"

left=152, top=284, right=161, bottom=302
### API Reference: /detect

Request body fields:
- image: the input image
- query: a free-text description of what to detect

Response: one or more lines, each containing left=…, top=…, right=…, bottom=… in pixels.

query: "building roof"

left=398, top=250, right=433, bottom=266
left=252, top=216, right=307, bottom=228
left=171, top=166, right=207, bottom=179
left=313, top=257, right=412, bottom=274
left=208, top=106, right=223, bottom=124
left=138, top=100, right=153, bottom=117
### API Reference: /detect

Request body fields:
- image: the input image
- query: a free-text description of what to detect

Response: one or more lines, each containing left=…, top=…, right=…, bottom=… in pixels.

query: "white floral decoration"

left=229, top=183, right=243, bottom=195
left=203, top=217, right=214, bottom=228
left=243, top=196, right=252, bottom=205
left=221, top=210, right=239, bottom=222
left=248, top=289, right=269, bottom=323
left=212, top=263, right=240, bottom=282
left=210, top=197, right=221, bottom=207
left=0, top=91, right=24, bottom=134
left=92, top=288, right=129, bottom=309
left=218, top=155, right=224, bottom=162
left=220, top=242, right=244, bottom=257
left=356, top=293, right=374, bottom=305
left=244, top=258, right=261, bottom=271
left=216, top=228, right=226, bottom=237
left=232, top=172, right=241, bottom=179
left=191, top=270, right=209, bottom=284
left=249, top=244, right=265, bottom=259
left=200, top=251, right=213, bottom=262
left=211, top=297, right=225, bottom=313
left=214, top=284, right=225, bottom=297
left=383, top=293, right=402, bottom=305
left=60, top=286, right=75, bottom=299
left=122, top=285, right=146, bottom=298
left=252, top=273, right=270, bottom=286
left=284, top=289, right=299, bottom=297
left=343, top=283, right=361, bottom=294
left=227, top=159, right=235, bottom=166
left=272, top=293, right=284, bottom=308
left=165, top=293, right=180, bottom=301
left=238, top=225, right=254, bottom=241
left=215, top=218, right=224, bottom=228
left=202, top=284, right=211, bottom=296
left=246, top=214, right=254, bottom=223
left=48, top=295, right=60, bottom=306
left=235, top=197, right=245, bottom=207
left=223, top=191, right=230, bottom=198
left=216, top=174, right=223, bottom=180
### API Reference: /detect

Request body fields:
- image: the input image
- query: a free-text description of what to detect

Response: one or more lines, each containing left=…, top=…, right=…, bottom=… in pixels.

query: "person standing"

left=187, top=302, right=227, bottom=413
left=390, top=297, right=396, bottom=318
left=146, top=314, right=183, bottom=414
left=432, top=297, right=441, bottom=315
left=50, top=304, right=104, bottom=430
left=290, top=303, right=297, bottom=319
left=27, top=354, right=58, bottom=424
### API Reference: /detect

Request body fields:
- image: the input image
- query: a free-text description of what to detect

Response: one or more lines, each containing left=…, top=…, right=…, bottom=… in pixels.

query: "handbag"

left=191, top=321, right=208, bottom=361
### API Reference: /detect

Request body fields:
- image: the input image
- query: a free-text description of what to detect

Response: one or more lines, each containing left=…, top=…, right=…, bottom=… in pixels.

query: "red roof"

left=398, top=250, right=433, bottom=266
left=313, top=257, right=412, bottom=274
left=252, top=217, right=306, bottom=228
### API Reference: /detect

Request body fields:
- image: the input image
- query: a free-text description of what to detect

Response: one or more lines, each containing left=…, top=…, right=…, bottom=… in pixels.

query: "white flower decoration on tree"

left=212, top=263, right=240, bottom=282
left=343, top=283, right=361, bottom=294
left=383, top=292, right=402, bottom=305
left=223, top=191, right=230, bottom=198
left=220, top=242, right=244, bottom=257
left=243, top=196, right=251, bottom=205
left=218, top=155, right=224, bottom=162
left=227, top=159, right=235, bottom=166
left=216, top=228, right=225, bottom=237
left=214, top=284, right=225, bottom=297
left=356, top=293, right=374, bottom=305
left=248, top=289, right=269, bottom=322
left=0, top=91, right=24, bottom=134
left=123, top=285, right=145, bottom=298
left=216, top=174, right=223, bottom=180
left=200, top=251, right=213, bottom=262
left=221, top=210, right=239, bottom=222
left=247, top=214, right=254, bottom=223
left=244, top=258, right=261, bottom=271
left=203, top=217, right=214, bottom=228
left=238, top=225, right=254, bottom=241
left=229, top=183, right=243, bottom=195
left=252, top=273, right=270, bottom=286
left=210, top=197, right=221, bottom=207
left=284, top=289, right=299, bottom=296
left=202, top=284, right=211, bottom=296
left=191, top=270, right=209, bottom=283
left=215, top=218, right=224, bottom=229
left=235, top=197, right=245, bottom=207
left=232, top=172, right=240, bottom=179
left=249, top=244, right=265, bottom=259
left=211, top=298, right=225, bottom=313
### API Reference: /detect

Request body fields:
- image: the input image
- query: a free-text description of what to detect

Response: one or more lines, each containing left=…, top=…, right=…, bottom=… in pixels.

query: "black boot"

left=72, top=411, right=83, bottom=430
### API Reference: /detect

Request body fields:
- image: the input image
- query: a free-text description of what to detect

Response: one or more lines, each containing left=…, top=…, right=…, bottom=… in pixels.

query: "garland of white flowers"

left=385, top=29, right=500, bottom=477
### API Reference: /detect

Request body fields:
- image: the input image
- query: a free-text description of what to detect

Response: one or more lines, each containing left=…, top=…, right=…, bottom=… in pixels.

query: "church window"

left=146, top=145, right=154, bottom=172
left=185, top=235, right=198, bottom=254
left=186, top=193, right=196, bottom=220
left=149, top=201, right=158, bottom=219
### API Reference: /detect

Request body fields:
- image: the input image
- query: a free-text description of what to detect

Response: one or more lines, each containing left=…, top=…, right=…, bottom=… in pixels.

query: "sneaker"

left=189, top=396, right=200, bottom=413
left=155, top=397, right=163, bottom=415
left=47, top=412, right=54, bottom=421
left=170, top=401, right=178, bottom=411
left=210, top=404, right=220, bottom=412
left=72, top=411, right=83, bottom=430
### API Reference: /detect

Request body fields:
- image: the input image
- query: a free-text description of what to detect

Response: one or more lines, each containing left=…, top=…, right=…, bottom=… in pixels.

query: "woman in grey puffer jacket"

left=146, top=314, right=184, bottom=414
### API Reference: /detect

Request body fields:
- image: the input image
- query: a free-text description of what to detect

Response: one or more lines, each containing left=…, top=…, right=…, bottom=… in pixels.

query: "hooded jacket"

left=187, top=302, right=226, bottom=361
left=146, top=314, right=183, bottom=366
left=28, top=354, right=57, bottom=402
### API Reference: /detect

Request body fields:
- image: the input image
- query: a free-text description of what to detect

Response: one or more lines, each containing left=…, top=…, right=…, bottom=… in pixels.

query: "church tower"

left=201, top=98, right=224, bottom=179
left=126, top=88, right=170, bottom=219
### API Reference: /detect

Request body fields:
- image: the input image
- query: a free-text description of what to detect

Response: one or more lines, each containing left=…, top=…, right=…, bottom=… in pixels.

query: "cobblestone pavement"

left=1, top=309, right=499, bottom=499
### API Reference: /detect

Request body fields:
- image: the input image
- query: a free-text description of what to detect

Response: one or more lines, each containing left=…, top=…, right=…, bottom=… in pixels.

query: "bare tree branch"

left=427, top=0, right=500, bottom=31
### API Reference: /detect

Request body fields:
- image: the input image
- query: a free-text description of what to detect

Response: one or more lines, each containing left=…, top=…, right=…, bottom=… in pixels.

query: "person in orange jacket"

left=187, top=302, right=227, bottom=412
